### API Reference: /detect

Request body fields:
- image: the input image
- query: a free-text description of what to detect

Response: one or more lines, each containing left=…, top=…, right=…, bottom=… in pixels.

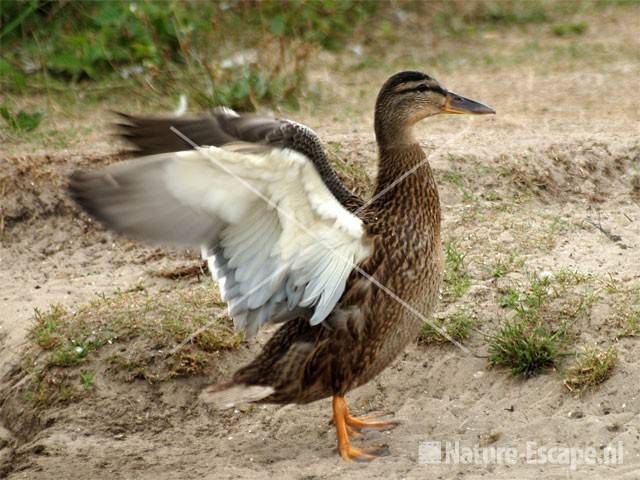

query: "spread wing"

left=114, top=109, right=366, bottom=212
left=69, top=146, right=372, bottom=337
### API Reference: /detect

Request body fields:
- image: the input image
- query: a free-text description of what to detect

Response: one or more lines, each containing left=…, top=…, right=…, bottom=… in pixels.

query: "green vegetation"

left=24, top=283, right=242, bottom=406
left=443, top=240, right=471, bottom=301
left=79, top=370, right=96, bottom=391
left=431, top=0, right=632, bottom=36
left=0, top=106, right=43, bottom=132
left=552, top=21, right=588, bottom=36
left=418, top=311, right=477, bottom=345
left=488, top=318, right=570, bottom=376
left=1, top=0, right=379, bottom=110
left=489, top=271, right=594, bottom=376
left=618, top=308, right=640, bottom=338
left=563, top=345, right=617, bottom=394
left=433, top=0, right=550, bottom=34
left=3, top=0, right=635, bottom=118
left=491, top=254, right=525, bottom=279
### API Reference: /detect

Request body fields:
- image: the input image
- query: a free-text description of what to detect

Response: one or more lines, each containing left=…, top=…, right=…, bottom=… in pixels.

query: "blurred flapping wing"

left=69, top=146, right=371, bottom=336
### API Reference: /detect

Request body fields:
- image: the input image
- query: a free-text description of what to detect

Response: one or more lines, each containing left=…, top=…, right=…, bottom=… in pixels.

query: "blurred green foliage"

left=0, top=105, right=43, bottom=132
left=0, top=0, right=378, bottom=110
left=0, top=0, right=636, bottom=111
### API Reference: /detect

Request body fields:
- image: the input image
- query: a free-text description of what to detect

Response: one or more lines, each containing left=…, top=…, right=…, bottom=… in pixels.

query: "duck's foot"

left=346, top=411, right=401, bottom=432
left=332, top=395, right=394, bottom=462
left=338, top=443, right=391, bottom=462
left=346, top=424, right=362, bottom=438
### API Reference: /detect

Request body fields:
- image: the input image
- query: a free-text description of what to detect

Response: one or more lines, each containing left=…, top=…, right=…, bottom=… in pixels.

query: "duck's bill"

left=441, top=91, right=495, bottom=115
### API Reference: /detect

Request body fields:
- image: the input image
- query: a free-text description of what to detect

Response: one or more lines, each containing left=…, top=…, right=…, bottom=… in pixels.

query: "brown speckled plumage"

left=232, top=146, right=443, bottom=405
left=228, top=74, right=455, bottom=404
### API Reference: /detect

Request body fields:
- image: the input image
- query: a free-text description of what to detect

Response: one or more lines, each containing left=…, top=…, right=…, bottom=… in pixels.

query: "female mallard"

left=69, top=71, right=494, bottom=461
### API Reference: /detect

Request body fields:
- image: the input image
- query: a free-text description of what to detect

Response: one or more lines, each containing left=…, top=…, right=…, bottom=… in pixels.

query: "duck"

left=69, top=71, right=494, bottom=462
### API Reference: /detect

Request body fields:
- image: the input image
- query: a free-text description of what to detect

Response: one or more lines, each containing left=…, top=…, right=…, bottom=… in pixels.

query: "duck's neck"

left=372, top=133, right=441, bottom=234
left=374, top=142, right=431, bottom=195
left=374, top=111, right=416, bottom=149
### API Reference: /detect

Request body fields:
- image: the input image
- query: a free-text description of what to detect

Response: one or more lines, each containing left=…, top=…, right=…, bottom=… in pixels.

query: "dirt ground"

left=1, top=6, right=640, bottom=480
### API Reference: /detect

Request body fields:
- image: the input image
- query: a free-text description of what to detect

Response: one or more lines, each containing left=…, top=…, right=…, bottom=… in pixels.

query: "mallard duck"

left=69, top=71, right=494, bottom=461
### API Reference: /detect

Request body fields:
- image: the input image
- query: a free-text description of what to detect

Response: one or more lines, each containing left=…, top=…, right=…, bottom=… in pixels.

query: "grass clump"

left=488, top=319, right=571, bottom=376
left=0, top=105, right=43, bottom=132
left=443, top=240, right=471, bottom=301
left=79, top=370, right=96, bottom=391
left=613, top=303, right=640, bottom=339
left=23, top=282, right=242, bottom=406
left=418, top=311, right=477, bottom=345
left=563, top=345, right=617, bottom=394
left=489, top=271, right=595, bottom=376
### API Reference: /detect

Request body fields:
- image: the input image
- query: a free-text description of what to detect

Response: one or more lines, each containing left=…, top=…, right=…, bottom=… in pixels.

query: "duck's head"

left=375, top=71, right=495, bottom=146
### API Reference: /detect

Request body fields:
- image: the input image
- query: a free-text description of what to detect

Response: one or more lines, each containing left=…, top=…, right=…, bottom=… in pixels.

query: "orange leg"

left=332, top=395, right=392, bottom=462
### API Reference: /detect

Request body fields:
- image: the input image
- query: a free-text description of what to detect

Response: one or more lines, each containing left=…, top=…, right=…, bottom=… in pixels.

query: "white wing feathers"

left=71, top=146, right=371, bottom=336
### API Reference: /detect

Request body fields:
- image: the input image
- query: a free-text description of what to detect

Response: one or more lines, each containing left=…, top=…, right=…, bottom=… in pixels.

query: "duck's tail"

left=199, top=381, right=275, bottom=409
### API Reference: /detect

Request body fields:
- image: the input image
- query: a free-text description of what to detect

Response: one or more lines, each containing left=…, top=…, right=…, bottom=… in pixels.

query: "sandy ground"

left=1, top=6, right=640, bottom=479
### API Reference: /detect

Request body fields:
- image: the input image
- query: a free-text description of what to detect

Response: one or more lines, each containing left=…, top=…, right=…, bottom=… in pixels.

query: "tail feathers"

left=199, top=382, right=275, bottom=409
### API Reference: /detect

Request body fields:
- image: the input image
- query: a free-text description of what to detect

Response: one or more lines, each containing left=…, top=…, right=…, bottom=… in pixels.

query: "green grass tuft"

left=0, top=105, right=43, bottom=132
left=488, top=319, right=570, bottom=376
left=79, top=370, right=96, bottom=391
left=489, top=271, right=596, bottom=377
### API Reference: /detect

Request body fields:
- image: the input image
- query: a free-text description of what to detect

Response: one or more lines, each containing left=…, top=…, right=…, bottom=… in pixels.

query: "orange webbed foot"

left=332, top=396, right=396, bottom=462
left=338, top=443, right=391, bottom=462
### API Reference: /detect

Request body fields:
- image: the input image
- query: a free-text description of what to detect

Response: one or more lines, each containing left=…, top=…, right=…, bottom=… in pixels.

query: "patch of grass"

left=22, top=282, right=242, bottom=406
left=418, top=311, right=477, bottom=345
left=79, top=370, right=95, bottom=391
left=0, top=105, right=43, bottom=132
left=31, top=304, right=65, bottom=349
left=491, top=254, right=525, bottom=279
left=27, top=370, right=82, bottom=407
left=601, top=274, right=640, bottom=295
left=490, top=271, right=596, bottom=376
left=428, top=0, right=631, bottom=37
left=443, top=240, right=471, bottom=301
left=432, top=0, right=549, bottom=35
left=613, top=302, right=640, bottom=339
left=488, top=318, right=571, bottom=376
left=498, top=271, right=594, bottom=321
left=499, top=288, right=521, bottom=308
left=563, top=345, right=617, bottom=394
left=554, top=268, right=593, bottom=286
left=552, top=21, right=588, bottom=36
